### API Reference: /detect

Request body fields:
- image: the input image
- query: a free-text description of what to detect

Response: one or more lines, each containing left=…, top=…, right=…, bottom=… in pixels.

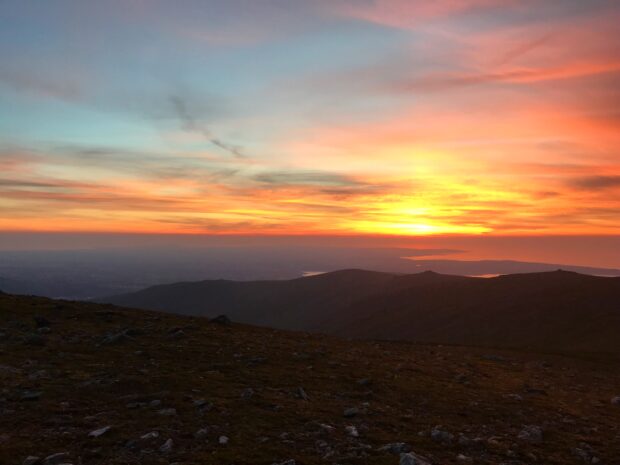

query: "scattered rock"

left=518, top=425, right=543, bottom=443
left=343, top=407, right=359, bottom=417
left=378, top=443, right=410, bottom=454
left=218, top=435, right=229, bottom=445
left=430, top=426, right=454, bottom=444
left=195, top=428, right=209, bottom=439
left=88, top=426, right=112, bottom=438
left=611, top=396, right=620, bottom=405
left=43, top=453, right=69, bottom=465
left=319, top=423, right=335, bottom=434
left=158, top=408, right=177, bottom=416
left=20, top=390, right=42, bottom=401
left=211, top=315, right=231, bottom=325
left=193, top=398, right=209, bottom=408
left=345, top=425, right=359, bottom=437
left=399, top=452, right=431, bottom=465
left=159, top=438, right=174, bottom=453
left=101, top=331, right=128, bottom=345
left=295, top=386, right=308, bottom=400
left=241, top=388, right=254, bottom=399
left=168, top=329, right=185, bottom=339
left=23, top=457, right=40, bottom=465
left=141, top=431, right=159, bottom=440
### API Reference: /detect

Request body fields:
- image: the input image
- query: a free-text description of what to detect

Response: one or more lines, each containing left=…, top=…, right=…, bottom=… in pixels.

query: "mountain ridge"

left=100, top=269, right=620, bottom=353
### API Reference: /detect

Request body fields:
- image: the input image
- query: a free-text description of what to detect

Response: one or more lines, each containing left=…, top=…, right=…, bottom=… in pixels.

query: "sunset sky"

left=1, top=0, right=619, bottom=236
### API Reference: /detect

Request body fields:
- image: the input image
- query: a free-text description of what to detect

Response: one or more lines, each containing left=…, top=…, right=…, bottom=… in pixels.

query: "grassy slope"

left=1, top=292, right=620, bottom=464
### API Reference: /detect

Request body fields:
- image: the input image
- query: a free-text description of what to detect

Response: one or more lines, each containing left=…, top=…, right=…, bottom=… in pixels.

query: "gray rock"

left=158, top=408, right=177, bottom=416
left=195, top=428, right=209, bottom=439
left=23, top=457, right=40, bottom=465
left=193, top=398, right=209, bottom=408
left=296, top=387, right=308, bottom=400
left=345, top=425, right=359, bottom=437
left=241, top=388, right=254, bottom=399
left=20, top=390, right=42, bottom=401
left=88, top=426, right=112, bottom=438
left=218, top=435, right=229, bottom=445
left=101, top=331, right=128, bottom=345
left=141, top=431, right=159, bottom=440
left=211, top=315, right=231, bottom=325
left=399, top=452, right=431, bottom=465
left=431, top=426, right=454, bottom=444
left=378, top=443, right=410, bottom=454
left=518, top=425, right=543, bottom=443
left=159, top=438, right=174, bottom=453
left=343, top=407, right=359, bottom=417
left=149, top=399, right=161, bottom=408
left=43, top=453, right=69, bottom=465
left=272, top=461, right=296, bottom=465
left=611, top=396, right=620, bottom=405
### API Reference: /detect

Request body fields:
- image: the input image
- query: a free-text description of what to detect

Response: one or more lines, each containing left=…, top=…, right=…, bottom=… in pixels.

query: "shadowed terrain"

left=1, top=292, right=620, bottom=464
left=102, top=270, right=620, bottom=353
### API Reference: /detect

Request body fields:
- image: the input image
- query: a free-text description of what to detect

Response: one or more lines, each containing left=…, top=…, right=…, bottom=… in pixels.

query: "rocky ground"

left=1, top=292, right=620, bottom=465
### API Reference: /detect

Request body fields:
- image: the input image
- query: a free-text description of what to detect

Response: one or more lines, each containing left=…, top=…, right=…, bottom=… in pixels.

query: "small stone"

left=272, top=461, right=295, bottom=465
left=611, top=396, right=620, bottom=405
left=211, top=315, right=231, bottom=325
left=88, top=426, right=112, bottom=438
left=430, top=426, right=454, bottom=444
left=23, top=457, right=40, bottom=465
left=195, top=428, right=209, bottom=439
left=101, top=331, right=128, bottom=345
left=141, top=431, right=159, bottom=440
left=357, top=378, right=372, bottom=386
left=378, top=443, right=410, bottom=454
left=159, top=438, right=173, bottom=453
left=218, top=435, right=229, bottom=445
left=126, top=402, right=146, bottom=409
left=241, top=388, right=254, bottom=399
left=43, top=453, right=69, bottom=465
left=343, top=407, right=359, bottom=417
left=399, top=452, right=431, bottom=465
left=345, top=425, right=359, bottom=437
left=296, top=387, right=308, bottom=400
left=319, top=423, right=335, bottom=433
left=518, top=425, right=543, bottom=443
left=20, top=391, right=42, bottom=401
left=149, top=399, right=161, bottom=407
left=158, top=408, right=177, bottom=416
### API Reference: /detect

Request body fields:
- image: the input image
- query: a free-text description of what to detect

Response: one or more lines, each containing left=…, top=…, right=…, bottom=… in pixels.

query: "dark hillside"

left=2, top=293, right=620, bottom=464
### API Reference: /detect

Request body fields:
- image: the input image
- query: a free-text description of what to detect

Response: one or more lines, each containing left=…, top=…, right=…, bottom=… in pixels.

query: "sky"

left=1, top=0, right=619, bottom=237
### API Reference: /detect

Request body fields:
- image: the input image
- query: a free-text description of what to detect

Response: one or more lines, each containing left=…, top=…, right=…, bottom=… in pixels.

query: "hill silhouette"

left=101, top=270, right=620, bottom=353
